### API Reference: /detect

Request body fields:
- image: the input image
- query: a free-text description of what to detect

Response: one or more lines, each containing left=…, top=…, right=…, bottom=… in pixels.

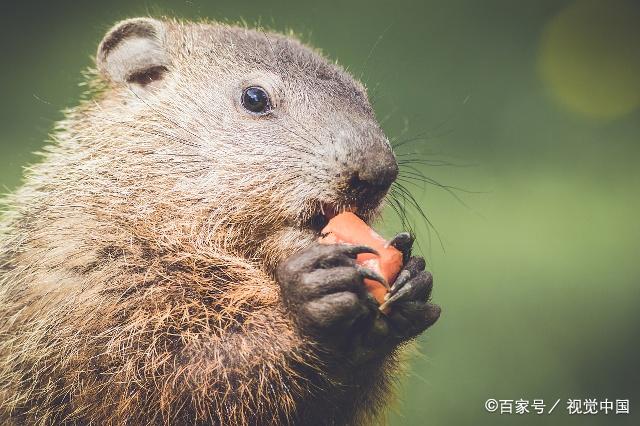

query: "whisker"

left=392, top=181, right=444, bottom=253
left=400, top=168, right=483, bottom=194
left=358, top=22, right=394, bottom=83
left=386, top=190, right=411, bottom=232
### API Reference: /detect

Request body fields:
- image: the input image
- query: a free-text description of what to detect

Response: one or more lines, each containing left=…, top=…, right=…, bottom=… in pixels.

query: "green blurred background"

left=1, top=0, right=638, bottom=424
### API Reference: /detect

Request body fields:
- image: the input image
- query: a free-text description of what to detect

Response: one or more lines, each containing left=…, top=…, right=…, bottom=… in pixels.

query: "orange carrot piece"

left=318, top=212, right=403, bottom=313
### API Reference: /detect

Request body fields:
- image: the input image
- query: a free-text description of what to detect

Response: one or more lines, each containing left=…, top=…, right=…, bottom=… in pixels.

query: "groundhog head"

left=91, top=18, right=398, bottom=270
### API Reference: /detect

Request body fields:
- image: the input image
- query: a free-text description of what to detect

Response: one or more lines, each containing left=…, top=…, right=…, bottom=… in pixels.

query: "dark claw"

left=387, top=269, right=411, bottom=297
left=387, top=256, right=426, bottom=298
left=355, top=265, right=388, bottom=289
left=315, top=244, right=378, bottom=267
left=380, top=270, right=432, bottom=311
left=341, top=244, right=379, bottom=257
left=388, top=232, right=414, bottom=263
left=287, top=244, right=378, bottom=272
left=379, top=287, right=406, bottom=312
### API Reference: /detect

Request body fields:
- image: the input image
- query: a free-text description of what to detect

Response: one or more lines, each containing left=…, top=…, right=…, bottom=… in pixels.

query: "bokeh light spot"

left=538, top=0, right=640, bottom=120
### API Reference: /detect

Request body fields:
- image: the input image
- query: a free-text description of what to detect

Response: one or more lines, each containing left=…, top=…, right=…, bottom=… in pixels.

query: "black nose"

left=345, top=148, right=398, bottom=206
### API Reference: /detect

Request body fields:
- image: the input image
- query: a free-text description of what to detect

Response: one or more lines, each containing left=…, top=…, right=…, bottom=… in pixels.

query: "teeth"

left=309, top=202, right=358, bottom=228
left=321, top=202, right=338, bottom=220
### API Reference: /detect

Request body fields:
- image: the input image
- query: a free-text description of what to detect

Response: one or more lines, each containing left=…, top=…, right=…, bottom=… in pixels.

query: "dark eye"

left=241, top=86, right=272, bottom=115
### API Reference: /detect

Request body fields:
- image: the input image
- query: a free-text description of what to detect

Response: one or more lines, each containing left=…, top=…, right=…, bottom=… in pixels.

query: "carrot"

left=318, top=212, right=403, bottom=313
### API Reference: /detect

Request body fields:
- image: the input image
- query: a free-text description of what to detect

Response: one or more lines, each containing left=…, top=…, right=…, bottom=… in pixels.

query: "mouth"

left=304, top=200, right=380, bottom=235
left=305, top=202, right=343, bottom=234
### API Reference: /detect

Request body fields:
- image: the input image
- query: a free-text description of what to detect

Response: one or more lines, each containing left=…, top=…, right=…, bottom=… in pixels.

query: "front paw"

left=380, top=256, right=441, bottom=340
left=276, top=243, right=384, bottom=346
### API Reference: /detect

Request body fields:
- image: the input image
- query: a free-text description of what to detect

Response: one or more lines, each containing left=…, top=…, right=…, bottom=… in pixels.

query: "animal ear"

left=96, top=18, right=169, bottom=86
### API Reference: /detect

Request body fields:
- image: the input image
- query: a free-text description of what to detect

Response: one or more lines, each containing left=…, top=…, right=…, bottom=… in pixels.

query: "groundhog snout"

left=340, top=145, right=398, bottom=206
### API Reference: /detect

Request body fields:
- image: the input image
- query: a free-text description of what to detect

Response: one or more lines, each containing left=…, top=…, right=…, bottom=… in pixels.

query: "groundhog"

left=0, top=17, right=440, bottom=425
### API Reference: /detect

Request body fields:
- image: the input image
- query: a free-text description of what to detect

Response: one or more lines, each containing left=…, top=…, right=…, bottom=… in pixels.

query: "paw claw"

left=379, top=285, right=408, bottom=311
left=355, top=265, right=388, bottom=288
left=343, top=244, right=379, bottom=257
left=388, top=269, right=411, bottom=295
left=382, top=270, right=433, bottom=311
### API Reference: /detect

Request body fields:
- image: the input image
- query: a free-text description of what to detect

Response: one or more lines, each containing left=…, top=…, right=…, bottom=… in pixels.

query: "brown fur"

left=0, top=18, right=408, bottom=425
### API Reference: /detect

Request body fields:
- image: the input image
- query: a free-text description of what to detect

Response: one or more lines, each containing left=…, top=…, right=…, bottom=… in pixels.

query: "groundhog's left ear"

left=96, top=18, right=169, bottom=86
